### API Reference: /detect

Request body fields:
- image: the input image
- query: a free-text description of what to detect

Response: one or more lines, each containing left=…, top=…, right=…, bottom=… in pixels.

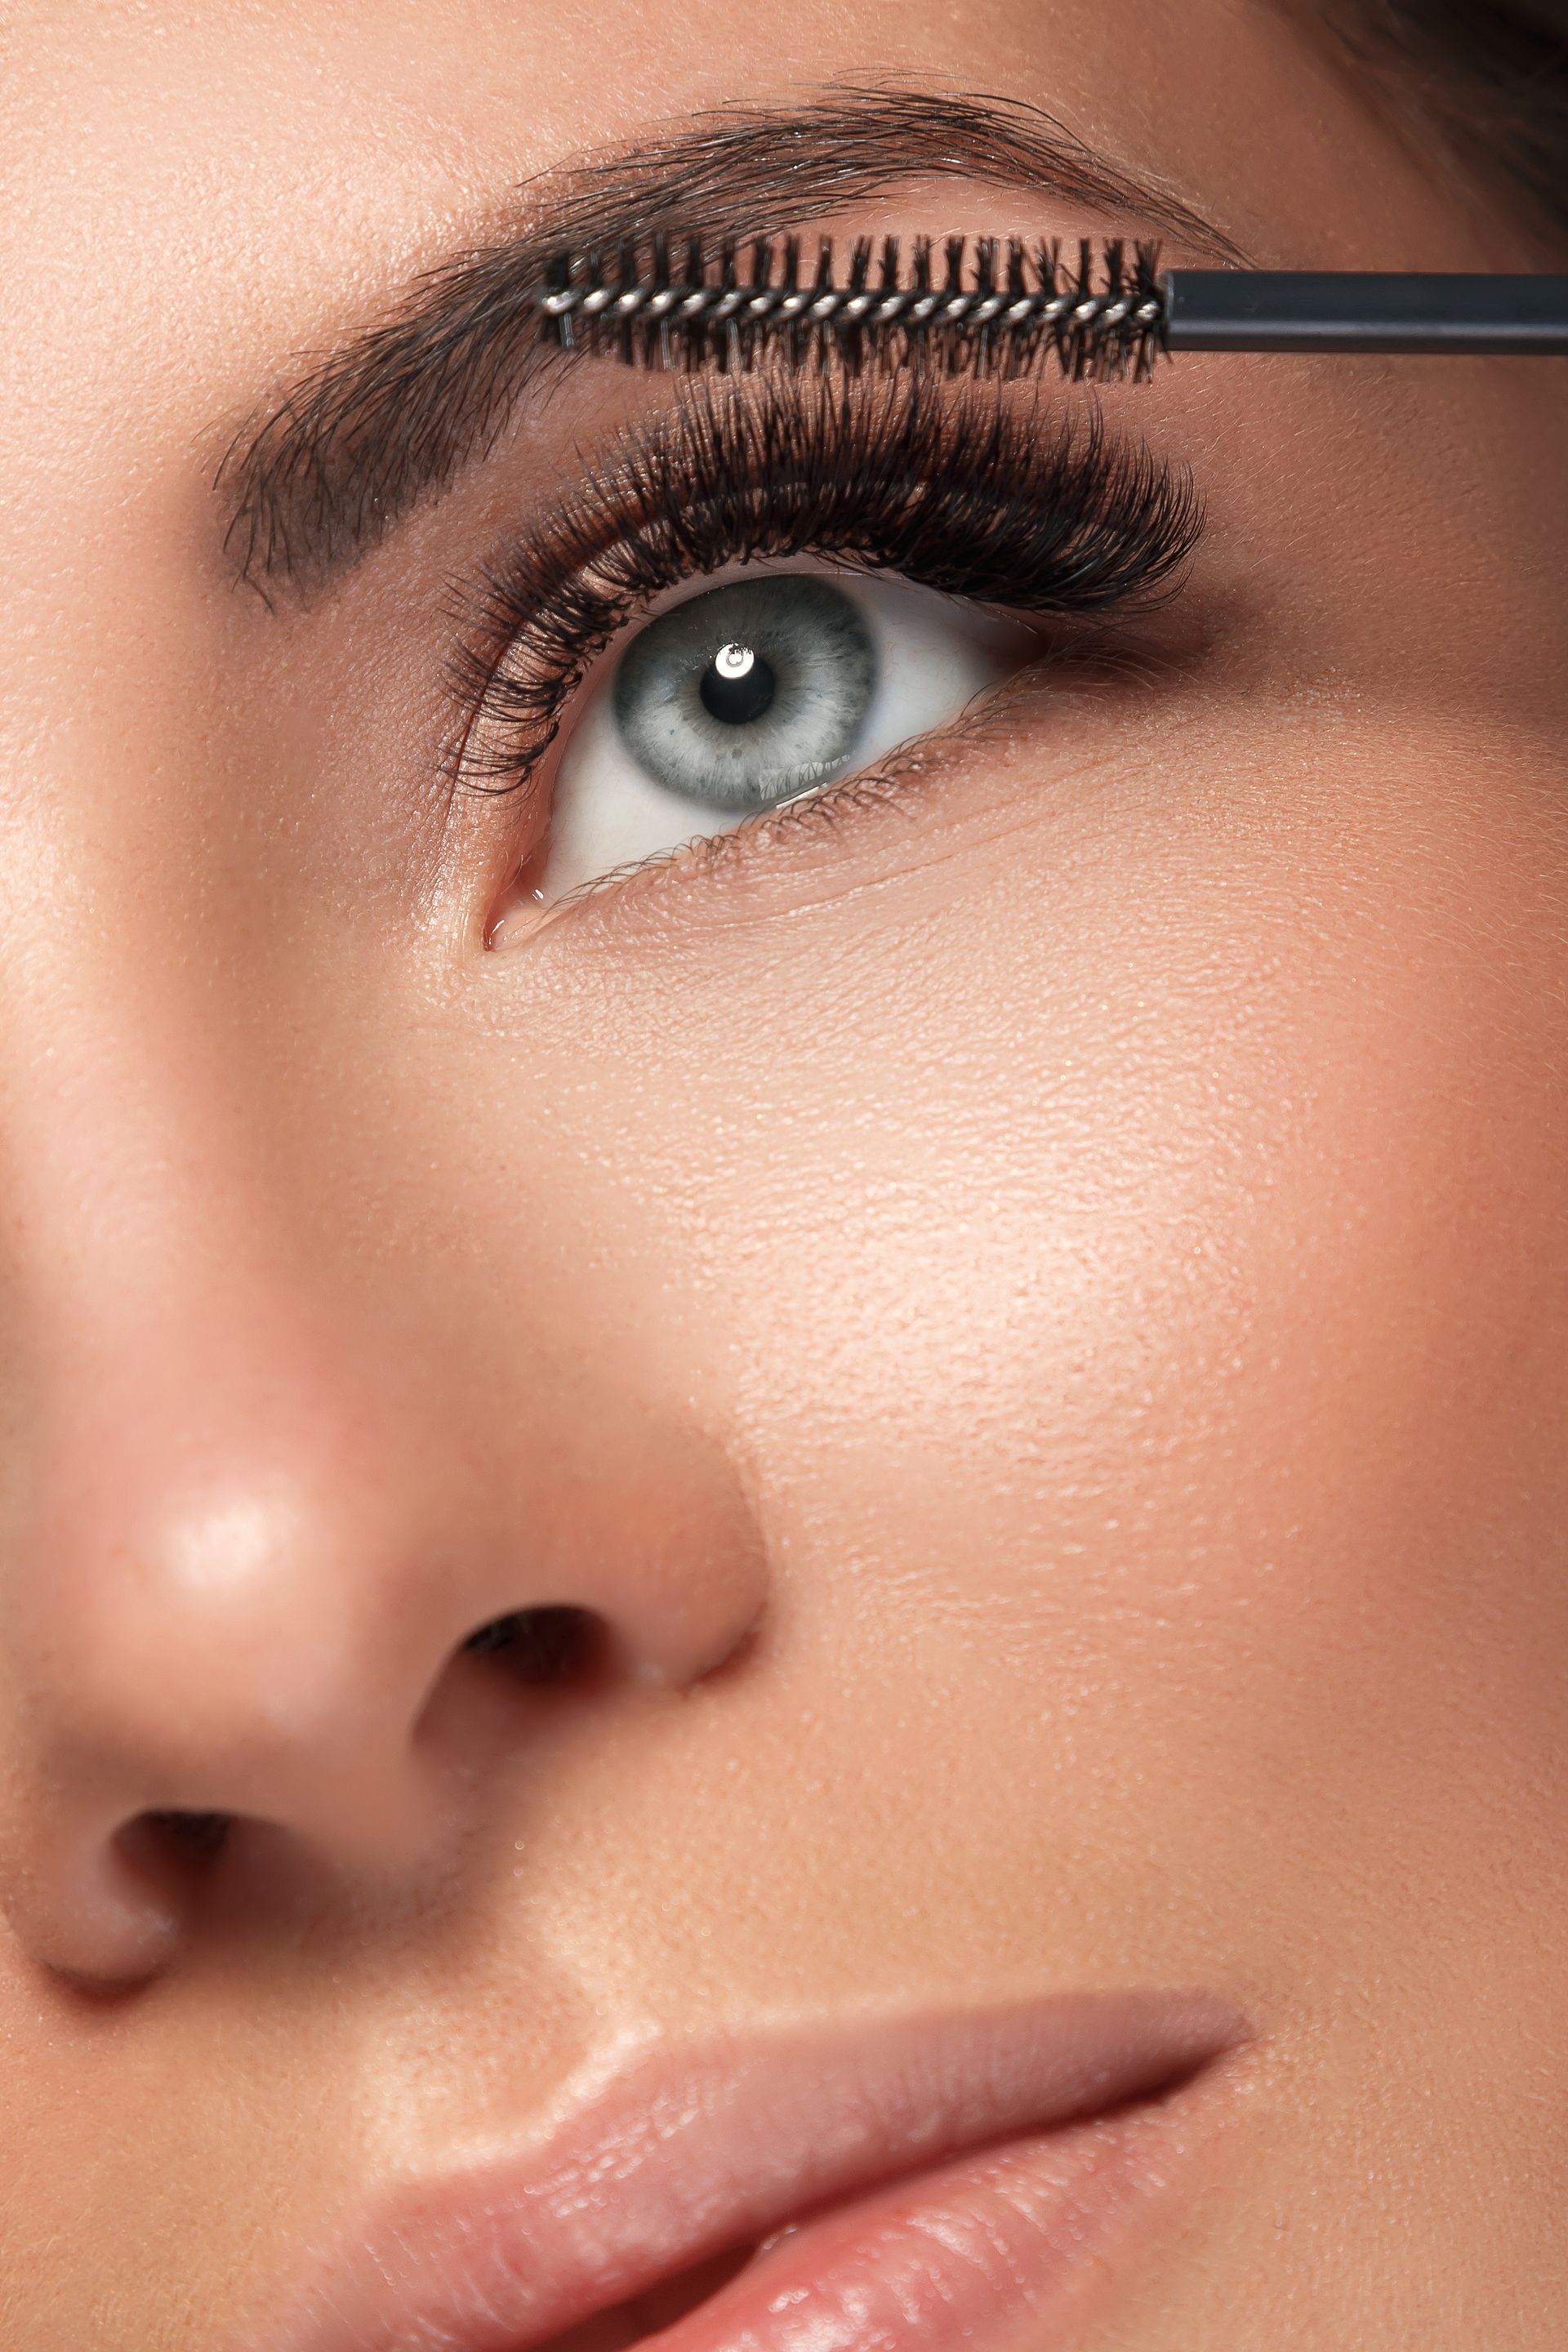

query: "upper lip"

left=243, top=1985, right=1254, bottom=2352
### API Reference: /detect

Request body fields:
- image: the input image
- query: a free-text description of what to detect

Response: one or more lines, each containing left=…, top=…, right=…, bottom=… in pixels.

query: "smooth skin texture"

left=2, top=2, right=1567, bottom=2345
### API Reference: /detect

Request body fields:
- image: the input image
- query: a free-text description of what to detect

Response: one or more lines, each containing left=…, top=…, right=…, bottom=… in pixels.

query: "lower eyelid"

left=488, top=646, right=1058, bottom=949
left=684, top=653, right=1125, bottom=886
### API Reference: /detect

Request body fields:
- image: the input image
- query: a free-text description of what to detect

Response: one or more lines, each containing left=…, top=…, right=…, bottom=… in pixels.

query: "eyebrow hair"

left=216, top=83, right=1250, bottom=602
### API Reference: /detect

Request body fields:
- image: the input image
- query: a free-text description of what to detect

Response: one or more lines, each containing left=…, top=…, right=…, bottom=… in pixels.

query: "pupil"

left=700, top=642, right=776, bottom=727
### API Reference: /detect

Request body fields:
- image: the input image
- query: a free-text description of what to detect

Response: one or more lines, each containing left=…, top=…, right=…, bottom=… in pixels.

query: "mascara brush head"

left=534, top=233, right=1169, bottom=385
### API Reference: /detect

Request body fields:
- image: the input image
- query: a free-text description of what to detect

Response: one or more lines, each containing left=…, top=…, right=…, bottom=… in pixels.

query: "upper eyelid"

left=442, top=372, right=1203, bottom=802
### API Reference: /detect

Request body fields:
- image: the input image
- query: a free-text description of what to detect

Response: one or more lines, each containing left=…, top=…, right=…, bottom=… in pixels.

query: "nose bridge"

left=0, top=920, right=448, bottom=1806
left=0, top=883, right=305, bottom=1366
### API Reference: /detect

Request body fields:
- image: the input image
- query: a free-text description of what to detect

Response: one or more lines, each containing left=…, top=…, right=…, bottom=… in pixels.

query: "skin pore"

left=2, top=2, right=1567, bottom=2345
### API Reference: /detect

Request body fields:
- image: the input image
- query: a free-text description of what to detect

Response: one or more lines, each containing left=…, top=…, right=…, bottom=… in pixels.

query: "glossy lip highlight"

left=236, top=1988, right=1255, bottom=2352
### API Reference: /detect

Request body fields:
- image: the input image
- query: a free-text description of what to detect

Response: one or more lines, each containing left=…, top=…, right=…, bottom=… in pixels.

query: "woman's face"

left=3, top=2, right=1566, bottom=2345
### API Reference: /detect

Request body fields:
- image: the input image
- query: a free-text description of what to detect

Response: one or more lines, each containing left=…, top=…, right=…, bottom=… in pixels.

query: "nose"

left=0, top=991, right=766, bottom=1992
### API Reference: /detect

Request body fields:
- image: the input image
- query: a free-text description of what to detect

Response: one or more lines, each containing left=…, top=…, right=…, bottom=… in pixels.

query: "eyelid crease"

left=441, top=369, right=1205, bottom=803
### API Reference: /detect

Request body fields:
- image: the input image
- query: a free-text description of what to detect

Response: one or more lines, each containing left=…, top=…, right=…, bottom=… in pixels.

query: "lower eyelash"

left=523, top=654, right=1053, bottom=932
left=523, top=757, right=910, bottom=929
left=443, top=371, right=1203, bottom=802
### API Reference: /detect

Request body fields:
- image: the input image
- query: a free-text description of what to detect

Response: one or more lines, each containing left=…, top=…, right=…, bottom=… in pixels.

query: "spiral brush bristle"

left=533, top=233, right=1169, bottom=384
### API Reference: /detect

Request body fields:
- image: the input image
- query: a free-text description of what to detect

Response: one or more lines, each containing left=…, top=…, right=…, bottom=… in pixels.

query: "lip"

left=238, top=1988, right=1254, bottom=2352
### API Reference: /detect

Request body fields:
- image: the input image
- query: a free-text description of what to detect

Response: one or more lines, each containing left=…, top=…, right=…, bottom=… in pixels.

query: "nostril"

left=138, top=1810, right=232, bottom=1865
left=462, top=1604, right=599, bottom=1684
left=103, top=1810, right=234, bottom=1930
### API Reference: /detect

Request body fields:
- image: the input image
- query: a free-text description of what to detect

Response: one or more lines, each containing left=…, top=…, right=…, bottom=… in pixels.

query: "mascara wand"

left=530, top=234, right=1568, bottom=381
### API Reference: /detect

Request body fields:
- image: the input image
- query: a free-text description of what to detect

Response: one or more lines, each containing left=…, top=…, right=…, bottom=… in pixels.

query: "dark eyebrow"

left=216, top=82, right=1250, bottom=602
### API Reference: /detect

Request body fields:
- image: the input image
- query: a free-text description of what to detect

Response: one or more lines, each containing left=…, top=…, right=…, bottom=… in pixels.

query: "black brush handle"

left=1164, top=271, right=1568, bottom=354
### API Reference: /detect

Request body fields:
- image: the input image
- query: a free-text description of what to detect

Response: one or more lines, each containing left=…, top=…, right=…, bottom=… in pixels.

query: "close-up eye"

left=453, top=370, right=1209, bottom=935
left=506, top=561, right=1037, bottom=910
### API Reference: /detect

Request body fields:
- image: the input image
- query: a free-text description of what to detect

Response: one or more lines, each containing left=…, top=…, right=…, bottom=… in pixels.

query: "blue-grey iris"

left=611, top=573, right=877, bottom=811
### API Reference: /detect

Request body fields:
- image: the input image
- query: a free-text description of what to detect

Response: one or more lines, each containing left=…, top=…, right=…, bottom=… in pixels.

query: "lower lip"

left=542, top=2063, right=1236, bottom=2352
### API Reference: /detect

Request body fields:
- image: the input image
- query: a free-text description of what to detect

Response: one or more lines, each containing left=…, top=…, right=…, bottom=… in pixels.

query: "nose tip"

left=0, top=1457, right=463, bottom=1985
left=0, top=1345, right=768, bottom=1989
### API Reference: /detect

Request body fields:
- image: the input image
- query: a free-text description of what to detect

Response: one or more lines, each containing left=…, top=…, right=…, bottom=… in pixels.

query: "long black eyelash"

left=443, top=371, right=1204, bottom=795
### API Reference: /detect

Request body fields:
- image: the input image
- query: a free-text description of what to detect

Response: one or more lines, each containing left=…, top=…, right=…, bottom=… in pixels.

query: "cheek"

left=529, top=698, right=1568, bottom=1902
left=644, top=702, right=1568, bottom=1486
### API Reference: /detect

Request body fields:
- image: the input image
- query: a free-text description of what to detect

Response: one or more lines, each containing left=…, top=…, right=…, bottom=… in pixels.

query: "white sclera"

left=530, top=559, right=1036, bottom=906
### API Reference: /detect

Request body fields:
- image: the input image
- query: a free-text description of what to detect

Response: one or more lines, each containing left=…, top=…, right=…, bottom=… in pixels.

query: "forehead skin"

left=2, top=5, right=1568, bottom=2350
